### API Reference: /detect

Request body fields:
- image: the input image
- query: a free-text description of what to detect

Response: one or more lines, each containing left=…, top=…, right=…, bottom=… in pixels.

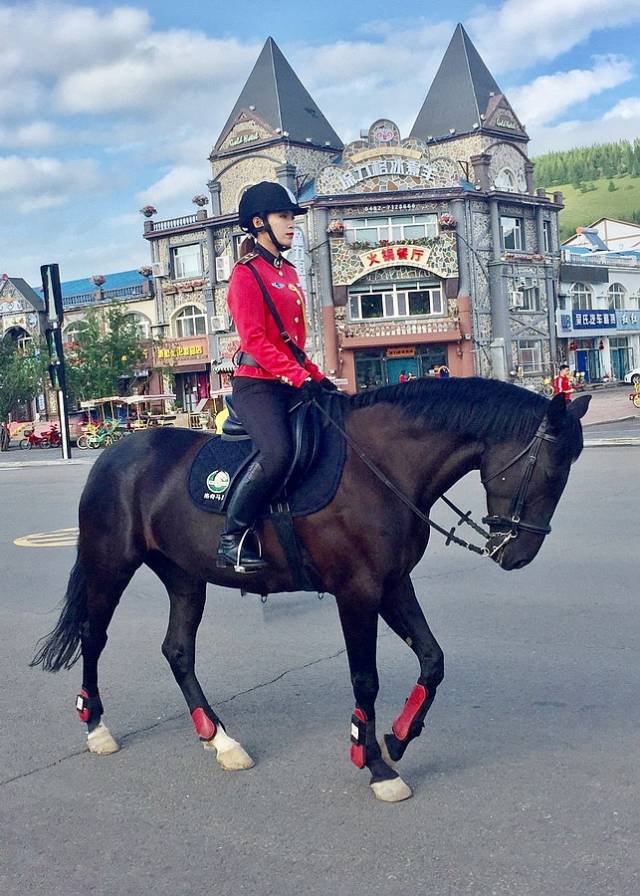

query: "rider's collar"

left=255, top=243, right=283, bottom=268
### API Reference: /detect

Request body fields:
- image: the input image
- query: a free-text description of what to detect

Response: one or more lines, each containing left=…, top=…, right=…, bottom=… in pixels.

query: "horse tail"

left=30, top=558, right=88, bottom=672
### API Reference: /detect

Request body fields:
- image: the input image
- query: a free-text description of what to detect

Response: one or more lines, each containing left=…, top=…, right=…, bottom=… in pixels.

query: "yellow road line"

left=14, top=527, right=79, bottom=548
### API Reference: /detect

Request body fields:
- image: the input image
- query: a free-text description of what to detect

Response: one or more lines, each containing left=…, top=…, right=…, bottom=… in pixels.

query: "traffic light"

left=40, top=264, right=64, bottom=324
left=48, top=363, right=60, bottom=390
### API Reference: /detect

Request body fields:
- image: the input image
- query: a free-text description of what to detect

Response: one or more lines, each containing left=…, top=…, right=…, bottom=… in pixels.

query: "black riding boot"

left=217, top=461, right=270, bottom=573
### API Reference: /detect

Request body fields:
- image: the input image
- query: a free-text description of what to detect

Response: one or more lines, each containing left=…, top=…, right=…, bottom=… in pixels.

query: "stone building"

left=557, top=225, right=640, bottom=381
left=0, top=275, right=48, bottom=419
left=143, top=26, right=564, bottom=393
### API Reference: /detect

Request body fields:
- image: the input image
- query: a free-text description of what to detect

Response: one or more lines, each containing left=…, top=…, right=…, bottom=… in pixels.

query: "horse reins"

left=312, top=400, right=556, bottom=560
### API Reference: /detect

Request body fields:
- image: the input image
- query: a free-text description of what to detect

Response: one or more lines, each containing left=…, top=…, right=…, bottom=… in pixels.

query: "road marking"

left=14, top=527, right=79, bottom=548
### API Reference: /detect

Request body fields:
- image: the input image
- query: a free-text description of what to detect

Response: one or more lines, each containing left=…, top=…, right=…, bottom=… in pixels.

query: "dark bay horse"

left=32, top=377, right=590, bottom=801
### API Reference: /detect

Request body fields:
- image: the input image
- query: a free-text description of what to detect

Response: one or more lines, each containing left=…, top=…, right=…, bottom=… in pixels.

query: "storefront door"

left=387, top=357, right=418, bottom=383
left=576, top=349, right=602, bottom=382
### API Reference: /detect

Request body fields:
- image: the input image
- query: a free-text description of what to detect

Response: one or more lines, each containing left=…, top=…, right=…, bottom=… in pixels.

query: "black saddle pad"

left=188, top=404, right=347, bottom=517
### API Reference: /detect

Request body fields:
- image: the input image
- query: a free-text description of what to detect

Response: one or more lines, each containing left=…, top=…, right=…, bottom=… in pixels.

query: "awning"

left=212, top=359, right=235, bottom=373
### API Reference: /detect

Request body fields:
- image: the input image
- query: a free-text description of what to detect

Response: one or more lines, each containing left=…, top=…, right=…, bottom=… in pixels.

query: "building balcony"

left=62, top=283, right=150, bottom=310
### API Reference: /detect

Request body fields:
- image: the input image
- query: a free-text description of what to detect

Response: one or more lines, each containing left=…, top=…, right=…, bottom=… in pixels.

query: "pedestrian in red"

left=217, top=181, right=337, bottom=572
left=553, top=364, right=574, bottom=401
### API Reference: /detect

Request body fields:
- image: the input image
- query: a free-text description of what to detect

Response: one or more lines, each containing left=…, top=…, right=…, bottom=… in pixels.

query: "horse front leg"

left=336, top=587, right=412, bottom=802
left=379, top=574, right=444, bottom=764
left=153, top=558, right=254, bottom=771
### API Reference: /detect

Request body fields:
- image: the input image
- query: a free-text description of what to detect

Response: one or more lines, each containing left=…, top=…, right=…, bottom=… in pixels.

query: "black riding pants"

left=231, top=376, right=298, bottom=496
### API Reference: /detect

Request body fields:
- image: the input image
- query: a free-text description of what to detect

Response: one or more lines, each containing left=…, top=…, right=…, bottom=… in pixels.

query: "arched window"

left=607, top=282, right=626, bottom=310
left=569, top=282, right=593, bottom=310
left=494, top=168, right=517, bottom=192
left=63, top=320, right=90, bottom=346
left=174, top=304, right=206, bottom=337
left=124, top=312, right=151, bottom=340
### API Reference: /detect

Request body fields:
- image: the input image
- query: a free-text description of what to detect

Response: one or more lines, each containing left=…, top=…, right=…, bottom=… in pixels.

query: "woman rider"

left=217, top=181, right=337, bottom=573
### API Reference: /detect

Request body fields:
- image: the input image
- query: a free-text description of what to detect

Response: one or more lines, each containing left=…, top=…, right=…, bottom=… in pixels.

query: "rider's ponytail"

left=239, top=235, right=256, bottom=257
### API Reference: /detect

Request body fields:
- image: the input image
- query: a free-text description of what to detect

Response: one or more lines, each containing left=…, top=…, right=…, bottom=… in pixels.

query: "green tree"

left=0, top=339, right=46, bottom=448
left=64, top=303, right=147, bottom=403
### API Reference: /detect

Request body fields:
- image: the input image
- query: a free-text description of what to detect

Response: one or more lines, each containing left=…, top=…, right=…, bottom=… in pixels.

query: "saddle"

left=221, top=393, right=322, bottom=492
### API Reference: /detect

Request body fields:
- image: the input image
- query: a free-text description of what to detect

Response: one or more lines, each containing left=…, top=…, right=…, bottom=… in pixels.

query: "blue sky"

left=2, top=0, right=640, bottom=284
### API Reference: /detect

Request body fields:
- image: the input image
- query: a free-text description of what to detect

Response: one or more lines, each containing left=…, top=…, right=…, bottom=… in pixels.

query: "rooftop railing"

left=62, top=283, right=147, bottom=309
left=561, top=249, right=640, bottom=267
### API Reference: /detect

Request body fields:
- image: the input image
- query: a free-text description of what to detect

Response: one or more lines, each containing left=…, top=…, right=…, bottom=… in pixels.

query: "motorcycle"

left=41, top=424, right=62, bottom=447
left=19, top=428, right=50, bottom=450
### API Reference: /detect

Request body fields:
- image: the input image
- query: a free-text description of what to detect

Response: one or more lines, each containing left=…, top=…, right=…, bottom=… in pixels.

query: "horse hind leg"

left=81, top=566, right=139, bottom=754
left=151, top=556, right=254, bottom=771
left=379, top=575, right=444, bottom=765
left=30, top=557, right=136, bottom=755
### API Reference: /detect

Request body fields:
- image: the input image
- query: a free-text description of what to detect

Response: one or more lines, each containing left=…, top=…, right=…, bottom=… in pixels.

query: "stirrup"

left=217, top=529, right=266, bottom=574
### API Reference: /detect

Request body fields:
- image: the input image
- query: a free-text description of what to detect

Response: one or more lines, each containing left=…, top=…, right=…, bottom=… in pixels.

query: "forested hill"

left=533, top=140, right=640, bottom=188
left=532, top=140, right=640, bottom=240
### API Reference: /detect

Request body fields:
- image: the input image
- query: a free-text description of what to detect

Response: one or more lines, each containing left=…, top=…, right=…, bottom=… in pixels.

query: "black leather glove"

left=319, top=377, right=338, bottom=393
left=299, top=379, right=322, bottom=402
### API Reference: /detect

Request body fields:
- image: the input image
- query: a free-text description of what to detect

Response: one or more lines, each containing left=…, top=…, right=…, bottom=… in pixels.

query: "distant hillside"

left=533, top=139, right=640, bottom=241
left=550, top=176, right=640, bottom=241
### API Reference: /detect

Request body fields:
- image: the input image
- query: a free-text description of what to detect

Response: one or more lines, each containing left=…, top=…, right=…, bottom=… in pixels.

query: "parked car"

left=623, top=367, right=640, bottom=385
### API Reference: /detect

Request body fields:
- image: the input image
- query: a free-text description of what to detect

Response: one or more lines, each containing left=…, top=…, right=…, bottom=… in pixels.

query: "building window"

left=607, top=282, right=626, bottom=310
left=508, top=277, right=540, bottom=311
left=171, top=244, right=202, bottom=279
left=494, top=168, right=517, bottom=192
left=124, top=312, right=151, bottom=340
left=63, top=320, right=90, bottom=345
left=344, top=214, right=439, bottom=245
left=569, top=282, right=593, bottom=309
left=516, top=339, right=543, bottom=372
left=174, top=304, right=206, bottom=337
left=348, top=281, right=444, bottom=321
left=630, top=289, right=640, bottom=310
left=500, top=216, right=523, bottom=251
left=543, top=220, right=553, bottom=253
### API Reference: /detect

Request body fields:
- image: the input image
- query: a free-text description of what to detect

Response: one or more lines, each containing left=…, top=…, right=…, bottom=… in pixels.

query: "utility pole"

left=40, top=264, right=72, bottom=460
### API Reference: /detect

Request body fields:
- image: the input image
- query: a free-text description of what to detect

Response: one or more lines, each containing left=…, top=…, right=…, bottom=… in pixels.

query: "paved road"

left=1, top=447, right=639, bottom=896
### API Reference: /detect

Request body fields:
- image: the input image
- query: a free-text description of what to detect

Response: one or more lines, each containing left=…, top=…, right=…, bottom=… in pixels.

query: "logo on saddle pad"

left=206, top=470, right=230, bottom=495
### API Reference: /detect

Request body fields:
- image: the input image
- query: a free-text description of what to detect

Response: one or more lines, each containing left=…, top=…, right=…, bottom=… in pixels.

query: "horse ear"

left=546, top=393, right=567, bottom=428
left=567, top=394, right=591, bottom=420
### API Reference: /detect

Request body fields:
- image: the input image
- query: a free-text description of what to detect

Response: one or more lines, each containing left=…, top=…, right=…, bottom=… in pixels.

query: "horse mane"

left=349, top=376, right=580, bottom=448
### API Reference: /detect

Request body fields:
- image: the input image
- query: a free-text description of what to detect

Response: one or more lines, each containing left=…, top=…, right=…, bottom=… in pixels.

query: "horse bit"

left=314, top=402, right=558, bottom=560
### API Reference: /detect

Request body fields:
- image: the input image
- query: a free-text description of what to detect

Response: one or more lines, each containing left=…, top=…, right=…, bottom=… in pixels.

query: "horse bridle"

left=313, top=399, right=558, bottom=560
left=480, top=417, right=559, bottom=554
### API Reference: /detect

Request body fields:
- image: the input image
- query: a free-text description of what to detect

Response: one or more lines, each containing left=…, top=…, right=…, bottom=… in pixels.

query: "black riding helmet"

left=238, top=181, right=307, bottom=251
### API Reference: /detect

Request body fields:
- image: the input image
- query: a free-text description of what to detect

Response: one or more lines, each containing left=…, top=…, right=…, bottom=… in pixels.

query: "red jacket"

left=553, top=373, right=574, bottom=400
left=227, top=250, right=324, bottom=388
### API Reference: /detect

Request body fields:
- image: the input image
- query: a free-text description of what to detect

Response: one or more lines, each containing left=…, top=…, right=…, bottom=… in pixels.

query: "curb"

left=583, top=415, right=637, bottom=427
left=0, top=460, right=93, bottom=471
left=584, top=438, right=640, bottom=447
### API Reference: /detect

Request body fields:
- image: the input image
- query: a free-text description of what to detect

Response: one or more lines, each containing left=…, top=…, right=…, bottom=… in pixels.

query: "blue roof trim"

left=36, top=269, right=146, bottom=298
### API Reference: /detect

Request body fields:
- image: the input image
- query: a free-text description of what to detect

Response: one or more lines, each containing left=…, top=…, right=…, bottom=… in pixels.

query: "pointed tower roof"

left=214, top=37, right=342, bottom=152
left=410, top=24, right=526, bottom=142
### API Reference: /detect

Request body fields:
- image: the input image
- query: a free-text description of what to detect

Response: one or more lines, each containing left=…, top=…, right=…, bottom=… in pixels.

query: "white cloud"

left=0, top=121, right=64, bottom=148
left=471, top=0, right=640, bottom=74
left=0, top=154, right=104, bottom=213
left=137, top=164, right=205, bottom=207
left=0, top=3, right=150, bottom=78
left=604, top=97, right=640, bottom=120
left=508, top=56, right=634, bottom=128
left=55, top=30, right=258, bottom=115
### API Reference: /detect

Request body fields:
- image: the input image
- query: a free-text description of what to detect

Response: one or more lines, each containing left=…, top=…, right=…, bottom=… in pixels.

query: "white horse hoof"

left=370, top=776, right=412, bottom=802
left=215, top=744, right=255, bottom=771
left=87, top=722, right=119, bottom=755
left=202, top=728, right=254, bottom=770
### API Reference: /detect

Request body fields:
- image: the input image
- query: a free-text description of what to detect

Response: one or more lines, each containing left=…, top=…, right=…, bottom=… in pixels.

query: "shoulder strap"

left=244, top=261, right=308, bottom=367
